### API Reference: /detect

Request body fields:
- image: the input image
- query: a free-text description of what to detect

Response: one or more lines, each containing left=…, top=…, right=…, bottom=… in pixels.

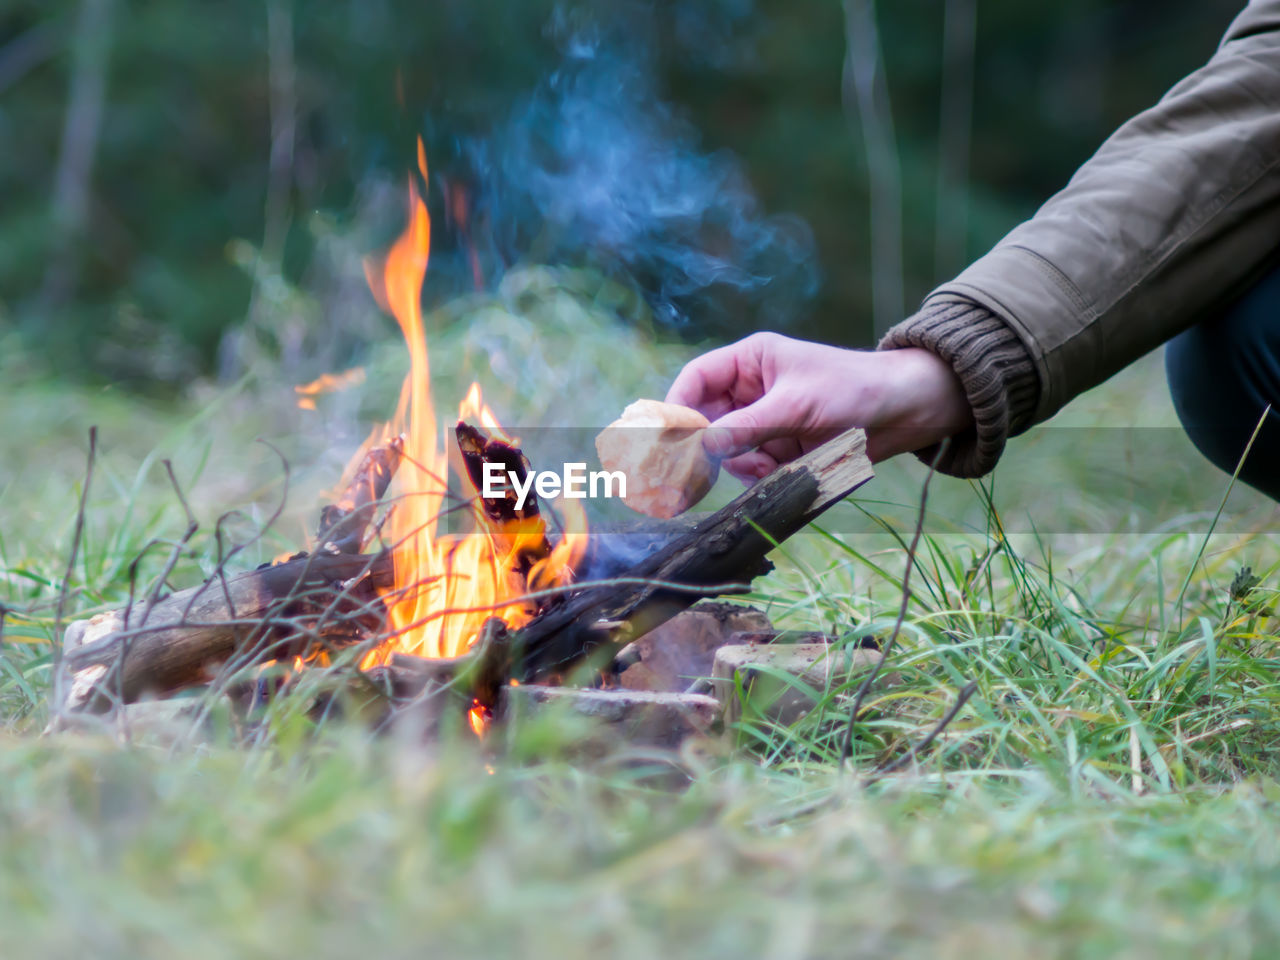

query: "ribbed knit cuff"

left=878, top=300, right=1040, bottom=478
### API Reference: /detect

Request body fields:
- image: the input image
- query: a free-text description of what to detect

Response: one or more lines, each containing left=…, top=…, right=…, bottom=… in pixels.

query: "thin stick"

left=138, top=460, right=200, bottom=626
left=1175, top=404, right=1269, bottom=629
left=933, top=0, right=976, bottom=279
left=875, top=679, right=977, bottom=774
left=841, top=440, right=945, bottom=761
left=54, top=426, right=96, bottom=669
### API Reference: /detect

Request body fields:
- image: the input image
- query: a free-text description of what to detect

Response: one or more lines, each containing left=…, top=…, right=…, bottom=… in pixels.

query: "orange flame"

left=460, top=381, right=515, bottom=444
left=356, top=139, right=587, bottom=671
left=295, top=367, right=366, bottom=411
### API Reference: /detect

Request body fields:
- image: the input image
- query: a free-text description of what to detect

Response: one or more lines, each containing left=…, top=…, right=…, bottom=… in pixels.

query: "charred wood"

left=454, top=421, right=552, bottom=582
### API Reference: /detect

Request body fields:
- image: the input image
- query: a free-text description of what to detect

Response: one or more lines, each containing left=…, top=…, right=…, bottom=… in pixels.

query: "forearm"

left=915, top=2, right=1280, bottom=431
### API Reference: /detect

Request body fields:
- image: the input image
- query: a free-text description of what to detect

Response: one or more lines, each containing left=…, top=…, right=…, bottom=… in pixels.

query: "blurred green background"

left=0, top=0, right=1242, bottom=391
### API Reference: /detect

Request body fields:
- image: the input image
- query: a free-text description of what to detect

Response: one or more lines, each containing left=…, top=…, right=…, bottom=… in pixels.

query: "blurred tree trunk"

left=222, top=0, right=297, bottom=379
left=934, top=0, right=977, bottom=282
left=842, top=0, right=903, bottom=339
left=262, top=0, right=296, bottom=273
left=37, top=0, right=115, bottom=319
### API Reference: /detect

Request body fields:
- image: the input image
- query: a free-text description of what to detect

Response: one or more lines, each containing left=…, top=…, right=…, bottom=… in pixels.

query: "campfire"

left=354, top=141, right=585, bottom=675
left=48, top=142, right=876, bottom=746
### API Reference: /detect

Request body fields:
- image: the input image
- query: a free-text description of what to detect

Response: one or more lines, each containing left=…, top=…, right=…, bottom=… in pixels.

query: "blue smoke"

left=464, top=9, right=818, bottom=330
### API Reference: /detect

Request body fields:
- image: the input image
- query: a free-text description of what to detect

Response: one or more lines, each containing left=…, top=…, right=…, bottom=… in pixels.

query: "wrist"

left=864, top=348, right=973, bottom=462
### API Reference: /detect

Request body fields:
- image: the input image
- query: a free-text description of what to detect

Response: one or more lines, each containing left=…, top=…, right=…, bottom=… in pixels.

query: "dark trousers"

left=1166, top=263, right=1280, bottom=501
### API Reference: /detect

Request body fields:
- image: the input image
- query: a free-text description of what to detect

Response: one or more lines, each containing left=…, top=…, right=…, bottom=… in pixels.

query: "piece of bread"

left=595, top=399, right=720, bottom=518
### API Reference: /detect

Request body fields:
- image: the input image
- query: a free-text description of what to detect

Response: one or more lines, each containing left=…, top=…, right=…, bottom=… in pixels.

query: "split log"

left=509, top=427, right=873, bottom=681
left=316, top=435, right=404, bottom=553
left=53, top=551, right=393, bottom=716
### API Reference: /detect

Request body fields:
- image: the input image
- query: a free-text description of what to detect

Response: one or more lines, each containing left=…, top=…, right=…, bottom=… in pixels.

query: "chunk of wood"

left=455, top=422, right=551, bottom=582
left=613, top=602, right=773, bottom=693
left=595, top=399, right=720, bottom=518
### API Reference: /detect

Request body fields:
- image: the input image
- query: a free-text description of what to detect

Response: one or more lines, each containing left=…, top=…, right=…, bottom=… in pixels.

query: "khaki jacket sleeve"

left=925, top=0, right=1280, bottom=425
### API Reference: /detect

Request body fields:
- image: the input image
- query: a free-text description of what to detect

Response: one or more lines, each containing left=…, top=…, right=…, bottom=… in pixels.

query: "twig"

left=841, top=440, right=946, bottom=761
left=874, top=680, right=978, bottom=774
left=1175, top=404, right=1270, bottom=629
left=1182, top=717, right=1252, bottom=747
left=54, top=426, right=96, bottom=669
left=189, top=439, right=292, bottom=628
left=138, top=460, right=200, bottom=626
left=116, top=460, right=201, bottom=722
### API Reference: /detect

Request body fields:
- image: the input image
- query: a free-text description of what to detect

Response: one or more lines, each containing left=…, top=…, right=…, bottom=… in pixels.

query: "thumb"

left=703, top=393, right=798, bottom=460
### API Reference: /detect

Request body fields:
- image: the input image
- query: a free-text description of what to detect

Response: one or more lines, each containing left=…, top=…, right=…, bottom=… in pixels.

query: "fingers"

left=702, top=391, right=800, bottom=460
left=667, top=332, right=814, bottom=465
left=722, top=434, right=805, bottom=484
left=665, top=347, right=746, bottom=421
left=722, top=451, right=779, bottom=484
left=666, top=335, right=776, bottom=419
left=759, top=435, right=805, bottom=467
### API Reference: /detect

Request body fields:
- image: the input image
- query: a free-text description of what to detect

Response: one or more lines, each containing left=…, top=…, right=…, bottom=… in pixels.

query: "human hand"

left=665, top=332, right=973, bottom=482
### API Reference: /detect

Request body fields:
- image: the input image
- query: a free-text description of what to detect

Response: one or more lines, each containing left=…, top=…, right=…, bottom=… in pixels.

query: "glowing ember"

left=467, top=700, right=490, bottom=737
left=353, top=138, right=586, bottom=670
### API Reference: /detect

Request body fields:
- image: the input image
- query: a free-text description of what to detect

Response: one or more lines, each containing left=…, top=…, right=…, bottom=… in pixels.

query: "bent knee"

left=1167, top=324, right=1280, bottom=495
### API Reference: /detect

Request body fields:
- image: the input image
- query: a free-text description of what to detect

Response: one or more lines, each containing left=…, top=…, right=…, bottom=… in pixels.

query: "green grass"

left=5, top=732, right=1280, bottom=959
left=3, top=279, right=1280, bottom=957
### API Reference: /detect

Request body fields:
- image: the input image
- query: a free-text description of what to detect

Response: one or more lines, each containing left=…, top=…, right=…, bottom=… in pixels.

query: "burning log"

left=52, top=552, right=393, bottom=717
left=455, top=423, right=539, bottom=530
left=509, top=427, right=873, bottom=682
left=315, top=435, right=405, bottom=553
left=455, top=421, right=551, bottom=580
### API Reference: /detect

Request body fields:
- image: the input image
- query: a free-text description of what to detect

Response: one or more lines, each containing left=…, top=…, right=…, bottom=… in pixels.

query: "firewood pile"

left=48, top=423, right=874, bottom=746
